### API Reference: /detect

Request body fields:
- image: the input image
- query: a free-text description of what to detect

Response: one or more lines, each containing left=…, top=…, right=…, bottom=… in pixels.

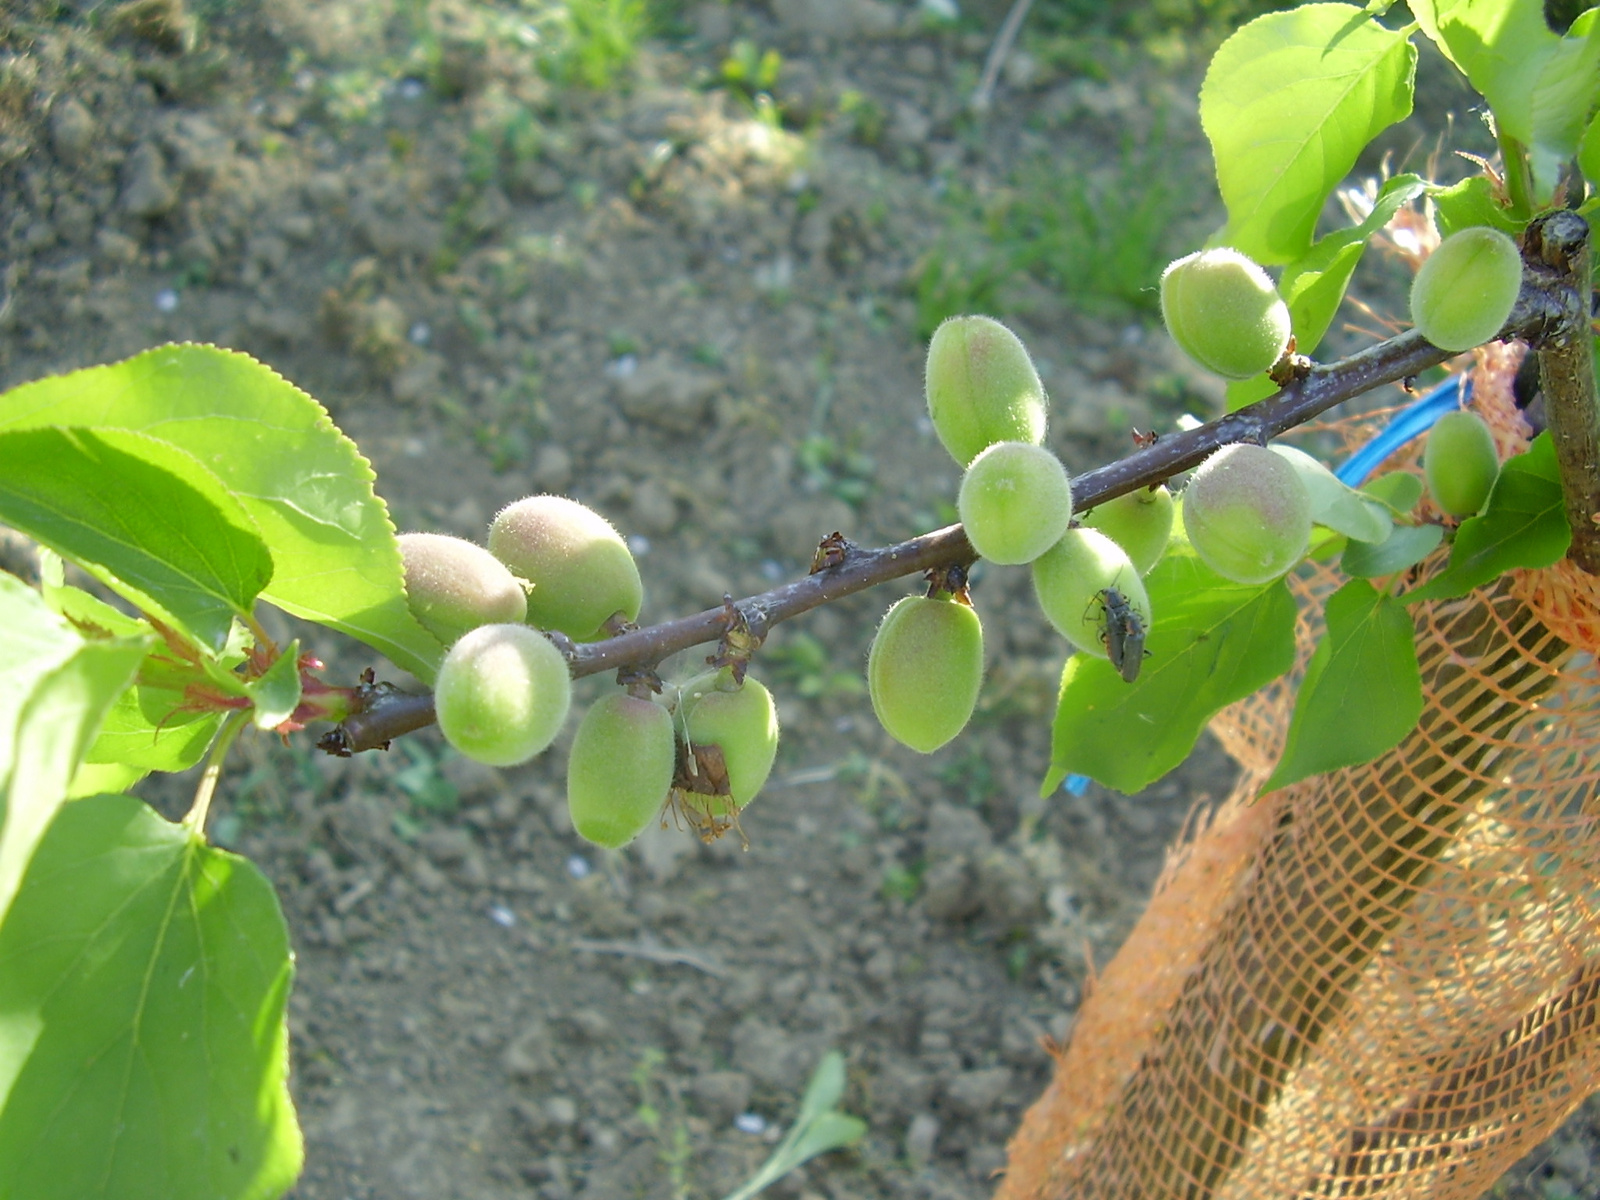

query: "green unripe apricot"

left=1424, top=409, right=1500, bottom=517
left=677, top=671, right=779, bottom=810
left=567, top=692, right=675, bottom=849
left=488, top=495, right=643, bottom=641
left=1031, top=528, right=1151, bottom=658
left=957, top=441, right=1074, bottom=566
left=398, top=532, right=528, bottom=647
left=435, top=623, right=572, bottom=766
left=867, top=595, right=984, bottom=753
left=1080, top=485, right=1175, bottom=576
left=1410, top=227, right=1523, bottom=353
left=1183, top=443, right=1312, bottom=585
left=925, top=315, right=1048, bottom=467
left=1160, top=248, right=1291, bottom=380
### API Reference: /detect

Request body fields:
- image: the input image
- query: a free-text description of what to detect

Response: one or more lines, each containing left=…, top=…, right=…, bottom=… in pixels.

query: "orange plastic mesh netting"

left=1000, top=342, right=1600, bottom=1200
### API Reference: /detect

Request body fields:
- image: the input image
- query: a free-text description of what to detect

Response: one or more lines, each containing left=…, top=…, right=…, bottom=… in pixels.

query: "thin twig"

left=569, top=935, right=727, bottom=977
left=327, top=268, right=1577, bottom=756
left=971, top=0, right=1036, bottom=113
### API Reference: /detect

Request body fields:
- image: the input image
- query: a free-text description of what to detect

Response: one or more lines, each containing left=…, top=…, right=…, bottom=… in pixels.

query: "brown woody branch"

left=1524, top=211, right=1600, bottom=574
left=324, top=260, right=1583, bottom=756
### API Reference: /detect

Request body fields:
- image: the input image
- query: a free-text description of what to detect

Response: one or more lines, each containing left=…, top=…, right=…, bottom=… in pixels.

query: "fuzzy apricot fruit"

left=1183, top=443, right=1312, bottom=585
left=398, top=532, right=528, bottom=646
left=676, top=671, right=779, bottom=810
left=1410, top=227, right=1523, bottom=353
left=434, top=623, right=572, bottom=766
left=867, top=595, right=984, bottom=753
left=1160, top=248, right=1291, bottom=380
left=567, top=692, right=675, bottom=849
left=1424, top=409, right=1500, bottom=517
left=1031, top=528, right=1151, bottom=659
left=488, top=495, right=643, bottom=641
left=925, top=315, right=1048, bottom=466
left=957, top=441, right=1073, bottom=566
left=1080, top=485, right=1175, bottom=576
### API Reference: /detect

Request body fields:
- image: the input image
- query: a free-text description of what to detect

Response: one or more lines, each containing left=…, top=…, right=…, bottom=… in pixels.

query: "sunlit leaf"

left=0, top=576, right=149, bottom=923
left=1044, top=543, right=1298, bottom=795
left=1404, top=433, right=1568, bottom=602
left=0, top=345, right=443, bottom=680
left=1202, top=4, right=1416, bottom=264
left=1264, top=580, right=1421, bottom=791
left=0, top=428, right=269, bottom=652
left=0, top=794, right=301, bottom=1200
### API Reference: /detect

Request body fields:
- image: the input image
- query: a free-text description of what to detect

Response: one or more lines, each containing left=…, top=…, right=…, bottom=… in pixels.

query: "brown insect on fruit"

left=665, top=738, right=746, bottom=846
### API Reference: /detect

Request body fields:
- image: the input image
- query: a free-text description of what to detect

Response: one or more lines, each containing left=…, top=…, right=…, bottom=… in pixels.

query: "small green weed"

left=798, top=434, right=874, bottom=507
left=540, top=0, right=651, bottom=90
left=767, top=630, right=865, bottom=700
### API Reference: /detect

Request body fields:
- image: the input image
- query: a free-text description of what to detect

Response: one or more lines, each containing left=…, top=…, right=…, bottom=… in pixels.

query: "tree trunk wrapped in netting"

left=1000, top=343, right=1600, bottom=1200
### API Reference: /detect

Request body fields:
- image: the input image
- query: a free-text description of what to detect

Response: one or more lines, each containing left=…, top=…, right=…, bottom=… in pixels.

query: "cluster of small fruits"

left=400, top=223, right=1517, bottom=852
left=398, top=496, right=777, bottom=851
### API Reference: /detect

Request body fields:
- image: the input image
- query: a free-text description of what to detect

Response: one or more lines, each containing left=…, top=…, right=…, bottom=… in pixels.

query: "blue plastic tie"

left=1335, top=374, right=1472, bottom=487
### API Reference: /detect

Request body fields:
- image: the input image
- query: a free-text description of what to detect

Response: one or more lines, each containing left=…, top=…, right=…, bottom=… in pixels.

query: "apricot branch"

left=1524, top=210, right=1600, bottom=575
left=323, top=266, right=1578, bottom=757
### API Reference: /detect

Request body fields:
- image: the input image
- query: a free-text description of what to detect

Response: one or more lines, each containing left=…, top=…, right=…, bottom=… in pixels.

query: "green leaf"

left=1271, top=444, right=1393, bottom=543
left=1580, top=105, right=1600, bottom=189
left=1341, top=522, right=1445, bottom=576
left=1529, top=12, right=1600, bottom=192
left=1278, top=174, right=1427, bottom=354
left=1414, top=0, right=1600, bottom=196
left=0, top=345, right=444, bottom=680
left=0, top=428, right=271, bottom=652
left=0, top=794, right=302, bottom=1200
left=0, top=573, right=150, bottom=920
left=1043, top=544, right=1298, bottom=795
left=1225, top=375, right=1279, bottom=412
left=38, top=550, right=151, bottom=640
left=1404, top=432, right=1569, bottom=602
left=65, top=761, right=149, bottom=799
left=1264, top=579, right=1422, bottom=791
left=0, top=573, right=86, bottom=795
left=720, top=1051, right=865, bottom=1200
left=1430, top=176, right=1528, bottom=239
left=1201, top=4, right=1416, bottom=264
left=1361, top=470, right=1425, bottom=514
left=246, top=640, right=303, bottom=732
left=85, top=681, right=221, bottom=773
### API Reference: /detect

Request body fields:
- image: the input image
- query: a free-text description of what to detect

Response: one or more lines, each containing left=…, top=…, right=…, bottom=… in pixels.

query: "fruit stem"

left=1525, top=211, right=1600, bottom=574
